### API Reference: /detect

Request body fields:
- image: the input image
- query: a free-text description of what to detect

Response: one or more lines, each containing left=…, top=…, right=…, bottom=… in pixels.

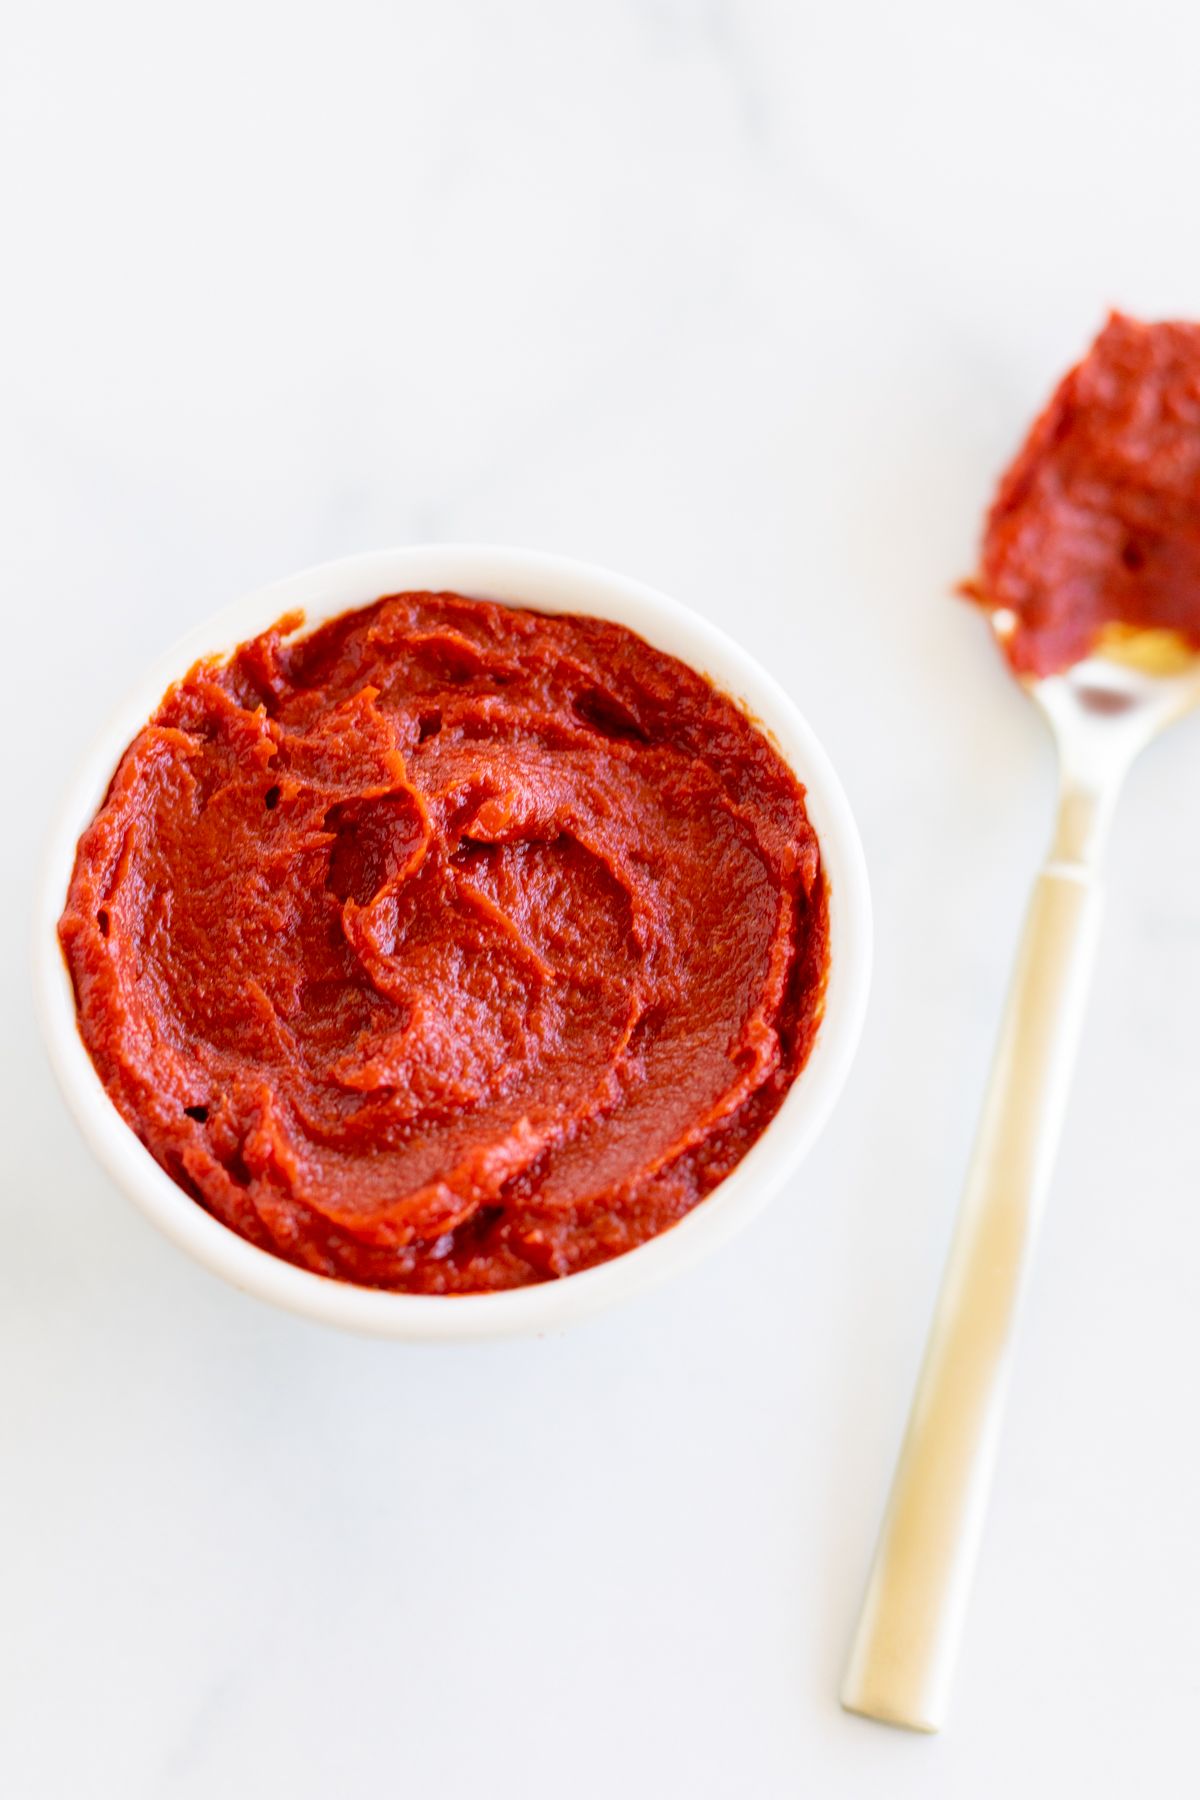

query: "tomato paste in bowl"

left=39, top=549, right=870, bottom=1336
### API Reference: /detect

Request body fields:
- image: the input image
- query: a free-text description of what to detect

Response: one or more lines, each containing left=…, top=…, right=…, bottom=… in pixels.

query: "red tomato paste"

left=60, top=593, right=829, bottom=1293
left=968, top=312, right=1200, bottom=675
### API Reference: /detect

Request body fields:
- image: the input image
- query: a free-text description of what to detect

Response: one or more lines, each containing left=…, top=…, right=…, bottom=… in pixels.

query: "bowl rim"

left=33, top=544, right=872, bottom=1339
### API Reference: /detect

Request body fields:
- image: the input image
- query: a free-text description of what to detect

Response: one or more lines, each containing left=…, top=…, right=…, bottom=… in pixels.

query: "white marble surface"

left=4, top=2, right=1199, bottom=1793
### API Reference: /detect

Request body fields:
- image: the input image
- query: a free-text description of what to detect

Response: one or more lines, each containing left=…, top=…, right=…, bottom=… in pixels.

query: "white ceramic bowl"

left=35, top=546, right=871, bottom=1339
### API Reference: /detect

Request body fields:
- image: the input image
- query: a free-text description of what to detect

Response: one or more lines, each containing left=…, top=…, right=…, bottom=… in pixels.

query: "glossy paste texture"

left=972, top=313, right=1200, bottom=675
left=61, top=593, right=829, bottom=1293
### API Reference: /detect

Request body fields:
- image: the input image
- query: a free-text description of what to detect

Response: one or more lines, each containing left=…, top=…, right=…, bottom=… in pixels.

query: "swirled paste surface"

left=60, top=593, right=828, bottom=1292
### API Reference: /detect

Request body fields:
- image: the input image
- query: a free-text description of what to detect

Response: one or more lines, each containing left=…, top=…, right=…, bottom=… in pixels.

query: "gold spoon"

left=841, top=617, right=1200, bottom=1732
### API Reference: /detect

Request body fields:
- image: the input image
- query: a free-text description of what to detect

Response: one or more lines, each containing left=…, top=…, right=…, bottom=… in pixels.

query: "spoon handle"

left=841, top=856, right=1104, bottom=1732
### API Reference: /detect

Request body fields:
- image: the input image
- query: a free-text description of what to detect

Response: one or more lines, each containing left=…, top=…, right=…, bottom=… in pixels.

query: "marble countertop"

left=3, top=2, right=1198, bottom=1794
